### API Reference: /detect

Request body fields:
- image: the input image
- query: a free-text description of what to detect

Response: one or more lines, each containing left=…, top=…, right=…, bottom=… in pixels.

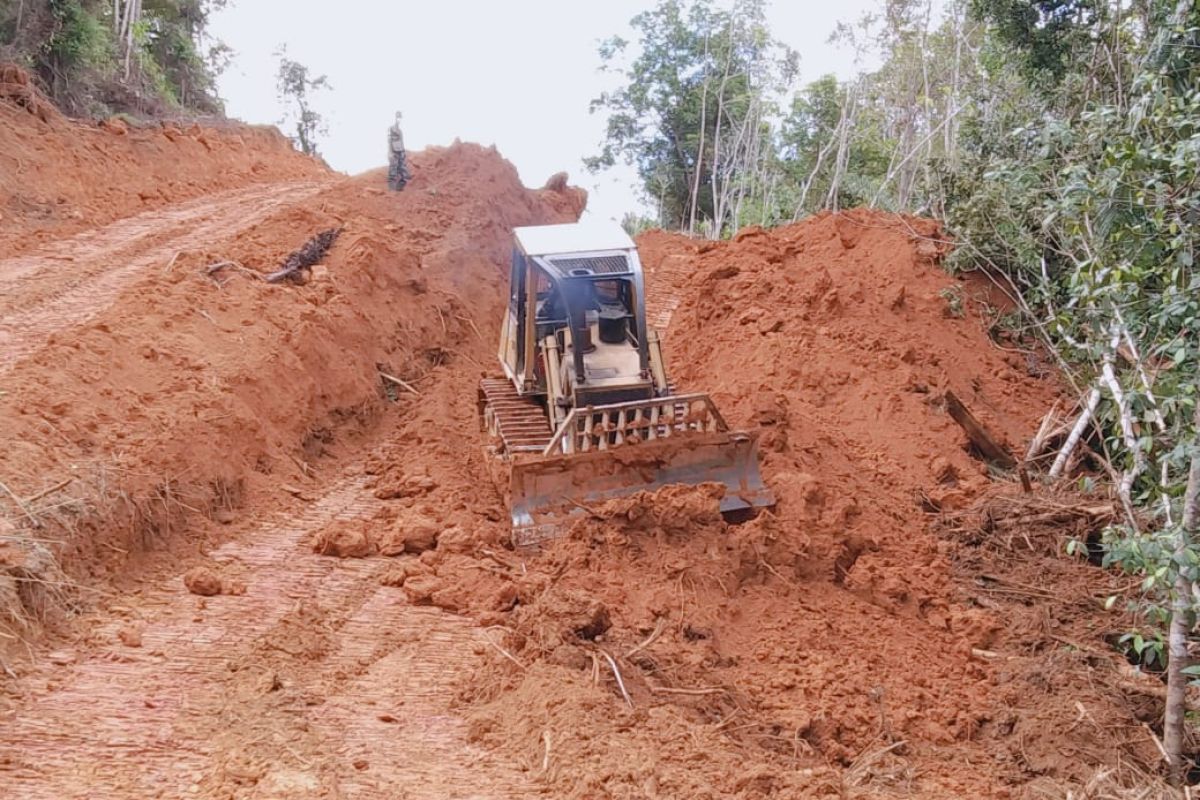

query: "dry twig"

left=599, top=649, right=633, bottom=708
left=0, top=479, right=42, bottom=528
left=379, top=372, right=420, bottom=396
left=626, top=617, right=667, bottom=658
left=478, top=630, right=525, bottom=670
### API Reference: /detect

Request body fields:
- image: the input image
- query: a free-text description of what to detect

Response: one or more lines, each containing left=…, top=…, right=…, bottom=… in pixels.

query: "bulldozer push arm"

left=492, top=391, right=774, bottom=546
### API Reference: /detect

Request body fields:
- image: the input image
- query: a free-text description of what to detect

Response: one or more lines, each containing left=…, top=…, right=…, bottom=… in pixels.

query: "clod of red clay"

left=182, top=566, right=224, bottom=596
left=312, top=522, right=372, bottom=558
left=377, top=514, right=440, bottom=556
left=379, top=558, right=427, bottom=588
left=401, top=574, right=444, bottom=606
left=116, top=624, right=143, bottom=648
left=372, top=472, right=438, bottom=500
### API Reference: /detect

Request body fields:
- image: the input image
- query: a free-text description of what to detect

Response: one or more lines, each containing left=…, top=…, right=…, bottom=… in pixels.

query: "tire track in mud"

left=645, top=253, right=690, bottom=334
left=0, top=179, right=332, bottom=375
left=0, top=468, right=535, bottom=798
left=0, top=172, right=607, bottom=797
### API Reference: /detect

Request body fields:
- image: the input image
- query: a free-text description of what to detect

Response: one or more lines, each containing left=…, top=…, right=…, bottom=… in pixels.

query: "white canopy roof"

left=513, top=221, right=635, bottom=257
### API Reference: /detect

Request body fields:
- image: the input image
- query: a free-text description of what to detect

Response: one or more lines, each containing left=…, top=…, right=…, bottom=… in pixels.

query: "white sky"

left=210, top=0, right=883, bottom=223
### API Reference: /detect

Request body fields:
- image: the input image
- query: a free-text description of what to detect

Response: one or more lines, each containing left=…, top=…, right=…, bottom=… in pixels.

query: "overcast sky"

left=210, top=0, right=883, bottom=223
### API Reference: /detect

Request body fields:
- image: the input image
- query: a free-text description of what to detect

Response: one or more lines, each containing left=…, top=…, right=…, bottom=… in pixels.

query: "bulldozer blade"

left=508, top=430, right=774, bottom=547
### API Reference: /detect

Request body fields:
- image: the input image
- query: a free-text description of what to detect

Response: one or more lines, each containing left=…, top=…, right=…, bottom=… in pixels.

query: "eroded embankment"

left=0, top=129, right=584, bottom=650
left=440, top=213, right=1165, bottom=798
left=0, top=82, right=1168, bottom=797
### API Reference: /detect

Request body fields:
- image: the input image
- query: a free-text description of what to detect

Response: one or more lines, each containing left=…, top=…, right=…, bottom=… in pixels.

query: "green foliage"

left=968, top=0, right=1101, bottom=81
left=941, top=0, right=1200, bottom=686
left=620, top=212, right=658, bottom=237
left=45, top=0, right=113, bottom=72
left=4, top=0, right=228, bottom=115
left=588, top=0, right=797, bottom=234
left=589, top=0, right=1200, bottom=680
left=275, top=49, right=330, bottom=157
left=1118, top=629, right=1167, bottom=670
left=589, top=0, right=973, bottom=233
left=939, top=286, right=966, bottom=318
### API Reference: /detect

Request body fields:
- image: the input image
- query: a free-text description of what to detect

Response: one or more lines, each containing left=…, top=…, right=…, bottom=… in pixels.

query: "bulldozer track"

left=644, top=255, right=691, bottom=334
left=0, top=468, right=535, bottom=799
left=0, top=179, right=332, bottom=375
left=480, top=377, right=554, bottom=452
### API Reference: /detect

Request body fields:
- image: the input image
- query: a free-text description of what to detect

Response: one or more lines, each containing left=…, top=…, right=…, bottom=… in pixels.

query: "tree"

left=968, top=0, right=1102, bottom=81
left=1166, top=403, right=1200, bottom=784
left=587, top=0, right=796, bottom=236
left=937, top=0, right=1200, bottom=778
left=0, top=0, right=230, bottom=114
left=275, top=48, right=330, bottom=157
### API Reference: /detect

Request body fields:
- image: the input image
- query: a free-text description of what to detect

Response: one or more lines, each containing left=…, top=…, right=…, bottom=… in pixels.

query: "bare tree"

left=115, top=0, right=143, bottom=79
left=275, top=48, right=331, bottom=158
left=1165, top=397, right=1200, bottom=784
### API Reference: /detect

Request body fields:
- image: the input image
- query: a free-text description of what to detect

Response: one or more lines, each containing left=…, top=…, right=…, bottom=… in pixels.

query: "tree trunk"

left=1165, top=397, right=1200, bottom=785
left=688, top=32, right=711, bottom=236
left=709, top=38, right=732, bottom=237
left=825, top=81, right=858, bottom=211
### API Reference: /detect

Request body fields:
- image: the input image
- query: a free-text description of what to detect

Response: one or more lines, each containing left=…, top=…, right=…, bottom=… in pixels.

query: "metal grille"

left=546, top=254, right=630, bottom=277
left=543, top=394, right=727, bottom=456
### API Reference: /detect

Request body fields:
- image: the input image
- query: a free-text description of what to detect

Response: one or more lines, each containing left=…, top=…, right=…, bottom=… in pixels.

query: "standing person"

left=387, top=112, right=411, bottom=191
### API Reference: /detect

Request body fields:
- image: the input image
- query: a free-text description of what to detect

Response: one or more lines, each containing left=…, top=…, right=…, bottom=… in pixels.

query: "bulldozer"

left=478, top=221, right=774, bottom=546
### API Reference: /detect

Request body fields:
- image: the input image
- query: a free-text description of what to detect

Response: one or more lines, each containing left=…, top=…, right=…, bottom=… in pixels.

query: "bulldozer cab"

left=499, top=222, right=659, bottom=406
left=485, top=222, right=775, bottom=545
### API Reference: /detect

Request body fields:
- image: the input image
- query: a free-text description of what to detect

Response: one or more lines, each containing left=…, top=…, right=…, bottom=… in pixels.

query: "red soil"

left=459, top=213, right=1163, bottom=798
left=0, top=85, right=1168, bottom=798
left=0, top=68, right=323, bottom=257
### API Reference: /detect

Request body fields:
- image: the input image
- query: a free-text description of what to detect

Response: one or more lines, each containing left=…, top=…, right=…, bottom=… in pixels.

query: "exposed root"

left=598, top=649, right=633, bottom=708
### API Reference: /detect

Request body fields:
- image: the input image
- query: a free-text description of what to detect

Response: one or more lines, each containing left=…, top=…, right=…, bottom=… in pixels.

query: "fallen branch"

left=626, top=617, right=667, bottom=658
left=944, top=390, right=1016, bottom=469
left=379, top=372, right=420, bottom=396
left=266, top=227, right=342, bottom=284
left=22, top=478, right=73, bottom=505
left=989, top=504, right=1113, bottom=529
left=478, top=630, right=525, bottom=670
left=599, top=649, right=633, bottom=708
left=563, top=496, right=608, bottom=521
left=0, top=479, right=42, bottom=528
left=648, top=684, right=727, bottom=696
left=453, top=313, right=486, bottom=345
left=1024, top=399, right=1063, bottom=462
left=1049, top=387, right=1101, bottom=479
left=204, top=260, right=258, bottom=279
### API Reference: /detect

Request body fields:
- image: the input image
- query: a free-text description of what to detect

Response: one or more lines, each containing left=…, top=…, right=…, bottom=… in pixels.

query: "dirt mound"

left=0, top=139, right=582, bottom=648
left=0, top=63, right=60, bottom=124
left=453, top=212, right=1165, bottom=797
left=0, top=86, right=322, bottom=254
left=0, top=103, right=1164, bottom=795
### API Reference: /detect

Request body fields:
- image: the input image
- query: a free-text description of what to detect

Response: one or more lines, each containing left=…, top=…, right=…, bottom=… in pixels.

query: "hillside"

left=1, top=1, right=226, bottom=116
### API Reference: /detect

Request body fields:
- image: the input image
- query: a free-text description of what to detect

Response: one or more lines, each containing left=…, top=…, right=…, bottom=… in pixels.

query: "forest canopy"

left=0, top=0, right=230, bottom=115
left=590, top=0, right=1200, bottom=782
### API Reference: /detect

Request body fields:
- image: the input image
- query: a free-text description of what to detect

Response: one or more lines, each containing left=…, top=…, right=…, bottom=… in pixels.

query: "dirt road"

left=0, top=179, right=331, bottom=373
left=0, top=146, right=580, bottom=797
left=0, top=107, right=1165, bottom=798
left=1, top=467, right=533, bottom=798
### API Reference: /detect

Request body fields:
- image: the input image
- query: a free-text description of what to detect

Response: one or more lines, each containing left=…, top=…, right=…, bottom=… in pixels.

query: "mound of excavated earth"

left=0, top=84, right=1163, bottom=798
